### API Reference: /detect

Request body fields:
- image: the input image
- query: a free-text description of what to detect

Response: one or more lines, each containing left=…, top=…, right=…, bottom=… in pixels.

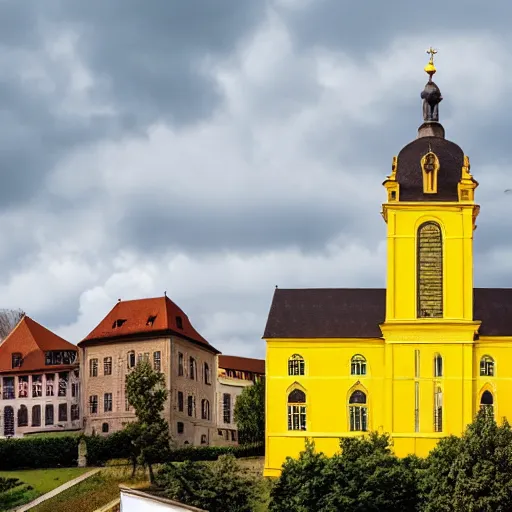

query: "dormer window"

left=12, top=353, right=22, bottom=369
left=176, top=316, right=183, bottom=329
left=112, top=319, right=127, bottom=329
left=146, top=315, right=157, bottom=327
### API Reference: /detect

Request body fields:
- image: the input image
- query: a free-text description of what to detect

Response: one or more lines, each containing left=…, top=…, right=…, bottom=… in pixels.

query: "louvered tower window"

left=417, top=222, right=443, bottom=318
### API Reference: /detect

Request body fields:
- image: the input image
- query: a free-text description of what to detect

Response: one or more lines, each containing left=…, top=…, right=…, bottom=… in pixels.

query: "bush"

left=0, top=432, right=263, bottom=470
left=0, top=436, right=79, bottom=470
left=164, top=442, right=264, bottom=463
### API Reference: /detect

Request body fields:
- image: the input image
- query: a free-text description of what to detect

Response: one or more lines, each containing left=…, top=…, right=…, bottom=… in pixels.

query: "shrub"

left=164, top=442, right=264, bottom=463
left=0, top=436, right=79, bottom=470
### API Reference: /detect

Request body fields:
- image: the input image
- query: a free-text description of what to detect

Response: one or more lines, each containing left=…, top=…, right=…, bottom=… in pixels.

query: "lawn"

left=30, top=465, right=147, bottom=512
left=0, top=467, right=91, bottom=510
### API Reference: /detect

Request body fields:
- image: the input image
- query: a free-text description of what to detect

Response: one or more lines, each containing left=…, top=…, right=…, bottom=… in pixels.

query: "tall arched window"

left=348, top=390, right=368, bottom=432
left=201, top=399, right=210, bottom=420
left=433, top=354, right=443, bottom=377
left=17, top=405, right=28, bottom=427
left=351, top=355, right=367, bottom=376
left=204, top=363, right=211, bottom=385
left=287, top=389, right=306, bottom=431
left=480, top=390, right=494, bottom=413
left=434, top=386, right=443, bottom=432
left=288, top=355, right=305, bottom=376
left=480, top=356, right=495, bottom=377
left=417, top=222, right=443, bottom=318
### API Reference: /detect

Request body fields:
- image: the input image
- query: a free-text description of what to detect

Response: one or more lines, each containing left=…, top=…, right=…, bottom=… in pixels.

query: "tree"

left=421, top=407, right=512, bottom=512
left=270, top=434, right=418, bottom=512
left=0, top=309, right=24, bottom=339
left=234, top=378, right=265, bottom=444
left=125, top=359, right=170, bottom=482
left=155, top=454, right=261, bottom=512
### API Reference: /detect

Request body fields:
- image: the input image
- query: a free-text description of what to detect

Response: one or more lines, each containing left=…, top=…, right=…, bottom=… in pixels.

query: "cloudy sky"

left=1, top=0, right=512, bottom=358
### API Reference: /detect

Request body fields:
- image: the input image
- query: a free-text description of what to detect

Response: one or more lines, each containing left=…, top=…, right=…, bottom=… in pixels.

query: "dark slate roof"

left=263, top=288, right=512, bottom=339
left=397, top=136, right=464, bottom=202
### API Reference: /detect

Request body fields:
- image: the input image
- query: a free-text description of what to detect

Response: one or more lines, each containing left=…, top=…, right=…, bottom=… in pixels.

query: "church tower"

left=380, top=49, right=481, bottom=439
left=382, top=49, right=480, bottom=328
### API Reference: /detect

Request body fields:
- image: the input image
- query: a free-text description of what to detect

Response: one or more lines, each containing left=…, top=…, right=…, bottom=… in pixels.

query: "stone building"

left=0, top=315, right=81, bottom=437
left=214, top=355, right=265, bottom=445
left=78, top=295, right=220, bottom=446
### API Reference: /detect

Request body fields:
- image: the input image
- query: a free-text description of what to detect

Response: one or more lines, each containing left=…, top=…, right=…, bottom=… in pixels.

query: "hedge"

left=0, top=434, right=264, bottom=470
left=164, top=442, right=265, bottom=462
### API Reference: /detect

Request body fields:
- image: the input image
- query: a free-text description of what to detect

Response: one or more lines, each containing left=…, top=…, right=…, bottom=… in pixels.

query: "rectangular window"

left=90, top=358, right=98, bottom=377
left=127, top=351, right=136, bottom=368
left=125, top=397, right=130, bottom=412
left=12, top=353, right=22, bottom=368
left=434, top=387, right=443, bottom=432
left=104, top=393, right=113, bottom=412
left=187, top=395, right=194, bottom=417
left=177, top=421, right=184, bottom=434
left=137, top=353, right=143, bottom=364
left=414, top=381, right=420, bottom=433
left=72, top=382, right=79, bottom=398
left=58, top=404, right=68, bottom=422
left=58, top=372, right=68, bottom=397
left=223, top=393, right=231, bottom=424
left=3, top=377, right=14, bottom=399
left=104, top=357, right=112, bottom=376
left=153, top=351, right=161, bottom=372
left=288, top=405, right=307, bottom=431
left=414, top=350, right=420, bottom=378
left=32, top=405, right=41, bottom=427
left=71, top=404, right=80, bottom=421
left=189, top=357, right=196, bottom=380
left=231, top=430, right=237, bottom=441
left=144, top=352, right=150, bottom=361
left=89, top=395, right=98, bottom=414
left=178, top=391, right=184, bottom=412
left=349, top=406, right=367, bottom=432
left=45, top=404, right=54, bottom=426
left=45, top=374, right=54, bottom=396
left=178, top=352, right=184, bottom=376
left=18, top=376, right=29, bottom=398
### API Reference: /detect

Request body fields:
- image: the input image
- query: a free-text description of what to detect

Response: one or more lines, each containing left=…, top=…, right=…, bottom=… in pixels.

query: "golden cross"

left=426, top=47, right=438, bottom=64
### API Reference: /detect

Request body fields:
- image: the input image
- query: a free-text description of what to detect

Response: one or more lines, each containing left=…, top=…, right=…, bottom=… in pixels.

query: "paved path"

left=13, top=468, right=101, bottom=512
left=92, top=497, right=120, bottom=512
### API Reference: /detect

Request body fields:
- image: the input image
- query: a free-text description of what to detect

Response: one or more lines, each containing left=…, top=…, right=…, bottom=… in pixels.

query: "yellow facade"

left=263, top=61, right=512, bottom=477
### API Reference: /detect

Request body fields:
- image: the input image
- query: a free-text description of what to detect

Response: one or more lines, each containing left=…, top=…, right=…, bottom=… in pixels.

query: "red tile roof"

left=80, top=296, right=219, bottom=353
left=0, top=316, right=78, bottom=374
left=218, top=355, right=265, bottom=375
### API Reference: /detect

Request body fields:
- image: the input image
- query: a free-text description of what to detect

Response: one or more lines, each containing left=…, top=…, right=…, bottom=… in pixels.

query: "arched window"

left=480, top=390, right=494, bottom=412
left=348, top=390, right=368, bottom=432
left=102, top=422, right=109, bottom=433
left=434, top=354, right=443, bottom=377
left=434, top=386, right=443, bottom=432
left=32, top=405, right=41, bottom=427
left=288, top=355, right=305, bottom=376
left=287, top=389, right=306, bottom=431
left=189, top=357, right=196, bottom=380
left=480, top=356, right=495, bottom=377
left=204, top=363, right=211, bottom=385
left=17, top=405, right=28, bottom=427
left=351, top=355, right=367, bottom=376
left=201, top=399, right=210, bottom=420
left=417, top=222, right=443, bottom=318
left=201, top=434, right=207, bottom=444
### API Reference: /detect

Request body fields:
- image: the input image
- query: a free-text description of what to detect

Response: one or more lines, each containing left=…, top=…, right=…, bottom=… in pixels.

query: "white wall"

left=120, top=489, right=206, bottom=512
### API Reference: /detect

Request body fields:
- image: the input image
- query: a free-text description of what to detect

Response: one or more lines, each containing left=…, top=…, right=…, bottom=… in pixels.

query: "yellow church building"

left=262, top=50, right=512, bottom=477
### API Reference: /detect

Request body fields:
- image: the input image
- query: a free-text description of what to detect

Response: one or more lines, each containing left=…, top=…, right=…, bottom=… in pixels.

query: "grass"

left=30, top=465, right=147, bottom=512
left=28, top=457, right=272, bottom=512
left=24, top=431, right=82, bottom=439
left=0, top=467, right=91, bottom=510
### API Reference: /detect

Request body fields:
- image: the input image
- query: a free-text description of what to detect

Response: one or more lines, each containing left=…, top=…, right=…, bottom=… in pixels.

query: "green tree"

left=269, top=439, right=331, bottom=512
left=125, top=359, right=170, bottom=482
left=155, top=454, right=261, bottom=512
left=422, top=407, right=512, bottom=512
left=234, top=378, right=265, bottom=444
left=270, top=434, right=418, bottom=512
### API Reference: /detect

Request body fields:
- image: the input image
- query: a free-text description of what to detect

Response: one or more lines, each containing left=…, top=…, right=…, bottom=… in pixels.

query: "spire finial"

left=424, top=47, right=437, bottom=78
